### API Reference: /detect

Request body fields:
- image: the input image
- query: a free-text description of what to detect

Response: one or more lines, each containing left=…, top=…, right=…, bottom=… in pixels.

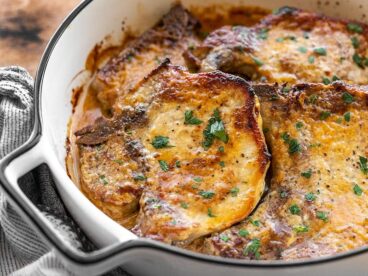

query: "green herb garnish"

left=320, top=111, right=331, bottom=120
left=308, top=55, right=315, bottom=64
left=289, top=204, right=301, bottom=215
left=342, top=92, right=354, bottom=103
left=180, top=202, right=189, bottom=209
left=293, top=225, right=309, bottom=233
left=305, top=192, right=316, bottom=202
left=230, top=187, right=239, bottom=197
left=347, top=22, right=363, bottom=33
left=238, top=229, right=249, bottom=237
left=133, top=173, right=146, bottom=181
left=199, top=190, right=215, bottom=199
left=322, top=77, right=331, bottom=85
left=220, top=235, right=230, bottom=242
left=175, top=160, right=181, bottom=168
left=203, top=109, right=229, bottom=149
left=316, top=211, right=328, bottom=222
left=353, top=53, right=364, bottom=68
left=243, top=238, right=261, bottom=259
left=219, top=161, right=225, bottom=167
left=359, top=156, right=368, bottom=174
left=252, top=56, right=264, bottom=66
left=208, top=208, right=216, bottom=217
left=151, top=136, right=173, bottom=149
left=99, top=175, right=108, bottom=185
left=298, top=46, right=308, bottom=53
left=344, top=112, right=351, bottom=122
left=159, top=160, right=169, bottom=172
left=257, top=28, right=269, bottom=40
left=314, top=47, right=327, bottom=56
left=353, top=184, right=363, bottom=196
left=301, top=169, right=312, bottom=179
left=295, top=122, right=303, bottom=129
left=184, top=110, right=203, bottom=125
left=351, top=36, right=360, bottom=48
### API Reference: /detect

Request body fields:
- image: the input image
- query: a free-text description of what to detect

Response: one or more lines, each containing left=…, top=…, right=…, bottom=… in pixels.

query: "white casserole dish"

left=1, top=0, right=368, bottom=275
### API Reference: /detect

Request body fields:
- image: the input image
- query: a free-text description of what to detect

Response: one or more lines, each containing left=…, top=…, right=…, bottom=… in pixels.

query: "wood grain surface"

left=0, top=0, right=80, bottom=76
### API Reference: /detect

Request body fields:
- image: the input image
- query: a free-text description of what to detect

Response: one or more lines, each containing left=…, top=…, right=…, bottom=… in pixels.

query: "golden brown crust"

left=202, top=82, right=368, bottom=260
left=91, top=4, right=200, bottom=111
left=187, top=6, right=368, bottom=85
left=77, top=62, right=269, bottom=243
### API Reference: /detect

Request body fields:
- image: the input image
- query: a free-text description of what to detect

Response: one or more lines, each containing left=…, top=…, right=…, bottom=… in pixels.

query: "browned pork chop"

left=76, top=61, right=270, bottom=243
left=92, top=4, right=200, bottom=112
left=201, top=82, right=368, bottom=260
left=186, top=6, right=368, bottom=84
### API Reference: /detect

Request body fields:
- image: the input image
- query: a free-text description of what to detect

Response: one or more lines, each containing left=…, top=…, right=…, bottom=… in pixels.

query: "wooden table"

left=0, top=0, right=81, bottom=76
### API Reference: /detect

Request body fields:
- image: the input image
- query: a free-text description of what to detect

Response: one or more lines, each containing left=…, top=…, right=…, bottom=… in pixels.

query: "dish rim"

left=1, top=0, right=367, bottom=268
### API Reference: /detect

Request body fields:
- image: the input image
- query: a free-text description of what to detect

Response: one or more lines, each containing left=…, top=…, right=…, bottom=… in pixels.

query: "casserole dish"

left=1, top=0, right=368, bottom=275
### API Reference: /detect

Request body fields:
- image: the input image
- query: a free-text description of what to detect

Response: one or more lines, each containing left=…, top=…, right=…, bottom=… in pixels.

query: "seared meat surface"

left=70, top=4, right=368, bottom=260
left=202, top=82, right=368, bottom=260
left=187, top=7, right=368, bottom=84
left=76, top=61, right=270, bottom=243
left=92, top=4, right=200, bottom=112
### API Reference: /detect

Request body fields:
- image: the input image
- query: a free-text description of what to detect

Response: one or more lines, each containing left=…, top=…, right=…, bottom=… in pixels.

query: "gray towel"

left=0, top=67, right=129, bottom=276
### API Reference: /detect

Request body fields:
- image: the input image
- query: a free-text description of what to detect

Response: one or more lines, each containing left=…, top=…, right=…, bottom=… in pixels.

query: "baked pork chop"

left=186, top=6, right=368, bottom=84
left=202, top=82, right=368, bottom=260
left=92, top=4, right=200, bottom=113
left=76, top=61, right=270, bottom=243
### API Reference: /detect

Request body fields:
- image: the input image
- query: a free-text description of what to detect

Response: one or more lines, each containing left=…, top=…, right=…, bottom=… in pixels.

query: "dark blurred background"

left=0, top=0, right=80, bottom=76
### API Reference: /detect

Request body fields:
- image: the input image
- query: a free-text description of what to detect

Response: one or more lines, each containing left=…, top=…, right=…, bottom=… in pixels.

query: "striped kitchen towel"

left=0, top=67, right=129, bottom=276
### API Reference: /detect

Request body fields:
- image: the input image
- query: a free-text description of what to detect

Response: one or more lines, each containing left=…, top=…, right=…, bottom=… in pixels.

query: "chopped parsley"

left=238, top=229, right=249, bottom=237
left=342, top=92, right=354, bottom=103
left=257, top=28, right=269, bottom=40
left=301, top=169, right=312, bottom=179
left=295, top=122, right=303, bottom=129
left=252, top=56, right=264, bottom=66
left=281, top=132, right=301, bottom=154
left=218, top=146, right=225, bottom=153
left=276, top=37, right=284, bottom=42
left=133, top=173, right=146, bottom=181
left=347, top=22, right=363, bottom=33
left=99, top=175, right=108, bottom=185
left=180, top=202, right=189, bottom=209
left=316, top=211, right=328, bottom=222
left=308, top=55, right=315, bottom=64
left=280, top=190, right=288, bottom=198
left=113, top=159, right=124, bottom=165
left=219, top=161, right=225, bottom=167
left=203, top=109, right=229, bottom=149
left=243, top=238, right=261, bottom=259
left=158, top=160, right=169, bottom=172
left=230, top=187, right=239, bottom=197
left=289, top=204, right=301, bottom=215
left=184, top=110, right=203, bottom=125
left=322, top=77, right=331, bottom=85
left=199, top=190, right=215, bottom=199
left=293, top=225, right=309, bottom=233
left=359, top=156, right=368, bottom=174
left=332, top=75, right=340, bottom=81
left=220, top=234, right=230, bottom=242
left=193, top=177, right=203, bottom=182
left=308, top=94, right=318, bottom=104
left=151, top=136, right=173, bottom=149
left=314, top=47, right=327, bottom=56
left=207, top=208, right=216, bottom=217
left=353, top=53, right=364, bottom=68
left=344, top=112, right=351, bottom=122
left=288, top=139, right=302, bottom=154
left=320, top=111, right=331, bottom=120
left=298, top=46, right=308, bottom=53
left=353, top=184, right=363, bottom=196
left=351, top=36, right=360, bottom=48
left=175, top=160, right=181, bottom=168
left=305, top=192, right=316, bottom=202
left=250, top=219, right=260, bottom=227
